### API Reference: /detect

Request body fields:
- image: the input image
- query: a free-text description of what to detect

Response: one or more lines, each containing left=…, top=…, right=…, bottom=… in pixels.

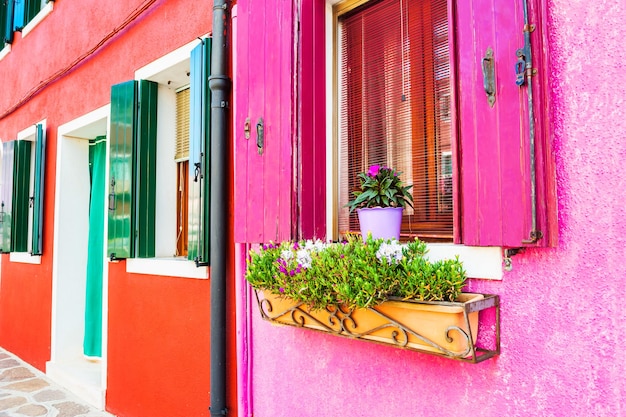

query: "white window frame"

left=126, top=36, right=209, bottom=280
left=21, top=0, right=54, bottom=38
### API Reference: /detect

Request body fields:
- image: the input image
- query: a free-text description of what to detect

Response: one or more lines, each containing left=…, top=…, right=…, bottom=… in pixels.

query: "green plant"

left=245, top=235, right=466, bottom=310
left=346, top=165, right=414, bottom=212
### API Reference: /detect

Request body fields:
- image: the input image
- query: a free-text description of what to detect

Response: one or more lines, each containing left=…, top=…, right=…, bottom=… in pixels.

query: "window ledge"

left=424, top=244, right=502, bottom=280
left=10, top=252, right=42, bottom=264
left=21, top=1, right=54, bottom=38
left=0, top=44, right=10, bottom=61
left=126, top=257, right=208, bottom=279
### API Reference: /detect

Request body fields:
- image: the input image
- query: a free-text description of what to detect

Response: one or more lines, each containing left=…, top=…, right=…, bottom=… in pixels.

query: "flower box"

left=255, top=289, right=500, bottom=363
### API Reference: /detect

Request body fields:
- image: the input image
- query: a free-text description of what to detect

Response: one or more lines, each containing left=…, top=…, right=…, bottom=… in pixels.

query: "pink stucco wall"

left=243, top=0, right=626, bottom=415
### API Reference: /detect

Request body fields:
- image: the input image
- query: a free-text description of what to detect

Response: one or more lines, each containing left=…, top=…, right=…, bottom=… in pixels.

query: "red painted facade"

left=0, top=1, right=237, bottom=416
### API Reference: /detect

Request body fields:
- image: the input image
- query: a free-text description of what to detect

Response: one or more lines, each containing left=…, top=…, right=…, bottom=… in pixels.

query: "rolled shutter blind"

left=175, top=87, right=190, bottom=161
left=338, top=0, right=452, bottom=240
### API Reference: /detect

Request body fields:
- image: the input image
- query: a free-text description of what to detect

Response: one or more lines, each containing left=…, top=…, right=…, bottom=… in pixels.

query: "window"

left=0, top=0, right=52, bottom=46
left=337, top=0, right=452, bottom=241
left=232, top=0, right=556, bottom=270
left=328, top=0, right=556, bottom=248
left=0, top=122, right=46, bottom=255
left=107, top=37, right=211, bottom=268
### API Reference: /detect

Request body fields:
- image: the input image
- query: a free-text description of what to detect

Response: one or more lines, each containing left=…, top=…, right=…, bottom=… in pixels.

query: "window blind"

left=175, top=87, right=190, bottom=161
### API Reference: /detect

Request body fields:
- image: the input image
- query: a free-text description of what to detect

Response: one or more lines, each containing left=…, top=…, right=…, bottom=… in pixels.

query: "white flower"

left=304, top=239, right=327, bottom=252
left=296, top=249, right=313, bottom=269
left=280, top=250, right=294, bottom=261
left=376, top=240, right=404, bottom=264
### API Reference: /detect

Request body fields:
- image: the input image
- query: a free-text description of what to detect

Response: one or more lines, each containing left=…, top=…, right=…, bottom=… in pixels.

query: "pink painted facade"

left=235, top=0, right=626, bottom=416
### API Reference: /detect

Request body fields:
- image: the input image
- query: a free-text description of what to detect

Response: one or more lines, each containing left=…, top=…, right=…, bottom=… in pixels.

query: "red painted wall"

left=0, top=261, right=52, bottom=370
left=0, top=0, right=238, bottom=416
left=106, top=262, right=238, bottom=417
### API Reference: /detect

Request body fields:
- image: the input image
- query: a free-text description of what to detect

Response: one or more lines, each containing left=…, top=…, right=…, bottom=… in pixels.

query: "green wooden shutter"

left=187, top=38, right=211, bottom=265
left=3, top=0, right=14, bottom=44
left=25, top=0, right=41, bottom=25
left=12, top=0, right=24, bottom=31
left=30, top=123, right=45, bottom=255
left=134, top=80, right=157, bottom=258
left=108, top=81, right=137, bottom=259
left=12, top=140, right=31, bottom=252
left=0, top=141, right=14, bottom=253
left=108, top=80, right=158, bottom=259
left=0, top=2, right=7, bottom=45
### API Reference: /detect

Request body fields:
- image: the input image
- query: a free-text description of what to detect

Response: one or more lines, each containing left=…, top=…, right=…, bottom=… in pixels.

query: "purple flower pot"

left=356, top=207, right=403, bottom=242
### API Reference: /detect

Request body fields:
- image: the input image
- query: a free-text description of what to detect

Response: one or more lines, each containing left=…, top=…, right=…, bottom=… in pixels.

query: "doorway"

left=49, top=106, right=109, bottom=409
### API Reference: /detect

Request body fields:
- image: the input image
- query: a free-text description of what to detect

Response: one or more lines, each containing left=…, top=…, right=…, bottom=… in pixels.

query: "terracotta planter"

left=256, top=290, right=500, bottom=362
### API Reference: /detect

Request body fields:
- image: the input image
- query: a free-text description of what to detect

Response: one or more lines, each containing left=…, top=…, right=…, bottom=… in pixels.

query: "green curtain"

left=84, top=137, right=106, bottom=358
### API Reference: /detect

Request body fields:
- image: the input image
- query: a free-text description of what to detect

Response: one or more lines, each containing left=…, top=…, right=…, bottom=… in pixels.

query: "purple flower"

left=289, top=270, right=295, bottom=277
left=368, top=165, right=380, bottom=177
left=293, top=242, right=299, bottom=250
left=340, top=254, right=345, bottom=259
left=279, top=287, right=285, bottom=293
left=279, top=265, right=287, bottom=274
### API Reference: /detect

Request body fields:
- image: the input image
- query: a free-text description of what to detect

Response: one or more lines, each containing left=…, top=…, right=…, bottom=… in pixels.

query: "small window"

left=108, top=37, right=211, bottom=267
left=0, top=122, right=46, bottom=255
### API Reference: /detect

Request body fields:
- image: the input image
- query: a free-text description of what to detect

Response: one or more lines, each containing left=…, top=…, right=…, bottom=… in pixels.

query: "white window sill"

left=424, top=244, right=503, bottom=280
left=10, top=252, right=42, bottom=264
left=0, top=44, right=10, bottom=61
left=21, top=1, right=54, bottom=38
left=126, top=257, right=209, bottom=279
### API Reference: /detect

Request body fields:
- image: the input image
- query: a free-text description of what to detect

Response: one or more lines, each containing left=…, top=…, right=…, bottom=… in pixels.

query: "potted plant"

left=346, top=165, right=413, bottom=241
left=245, top=236, right=500, bottom=362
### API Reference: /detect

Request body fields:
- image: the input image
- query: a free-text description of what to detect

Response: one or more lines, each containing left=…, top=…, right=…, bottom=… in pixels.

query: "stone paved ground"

left=0, top=348, right=115, bottom=417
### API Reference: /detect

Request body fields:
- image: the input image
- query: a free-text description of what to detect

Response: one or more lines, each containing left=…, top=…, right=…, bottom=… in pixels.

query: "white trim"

left=126, top=258, right=209, bottom=279
left=9, top=252, right=41, bottom=264
left=425, top=244, right=503, bottom=280
left=0, top=44, right=10, bottom=61
left=135, top=34, right=209, bottom=84
left=17, top=119, right=46, bottom=141
left=21, top=1, right=54, bottom=38
left=50, top=105, right=110, bottom=410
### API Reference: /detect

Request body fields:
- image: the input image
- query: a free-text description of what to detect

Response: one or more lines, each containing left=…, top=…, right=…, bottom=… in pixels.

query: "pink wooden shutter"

left=234, top=0, right=295, bottom=243
left=298, top=0, right=326, bottom=240
left=455, top=0, right=556, bottom=247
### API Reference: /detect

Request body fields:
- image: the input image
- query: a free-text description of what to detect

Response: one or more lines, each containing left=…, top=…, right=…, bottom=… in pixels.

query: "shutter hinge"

left=522, top=229, right=543, bottom=244
left=195, top=256, right=209, bottom=267
left=503, top=248, right=524, bottom=271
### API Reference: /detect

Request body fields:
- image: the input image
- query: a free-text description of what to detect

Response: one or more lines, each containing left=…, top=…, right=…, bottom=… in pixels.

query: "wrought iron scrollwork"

left=255, top=290, right=500, bottom=363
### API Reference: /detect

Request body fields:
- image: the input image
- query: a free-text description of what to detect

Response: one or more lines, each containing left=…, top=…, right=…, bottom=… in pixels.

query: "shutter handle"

left=515, top=48, right=527, bottom=86
left=256, top=118, right=264, bottom=155
left=244, top=117, right=251, bottom=139
left=482, top=47, right=496, bottom=107
left=194, top=161, right=202, bottom=182
left=108, top=178, right=116, bottom=211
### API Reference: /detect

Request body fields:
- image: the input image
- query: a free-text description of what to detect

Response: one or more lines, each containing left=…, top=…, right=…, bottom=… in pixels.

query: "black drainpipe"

left=209, top=0, right=230, bottom=416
